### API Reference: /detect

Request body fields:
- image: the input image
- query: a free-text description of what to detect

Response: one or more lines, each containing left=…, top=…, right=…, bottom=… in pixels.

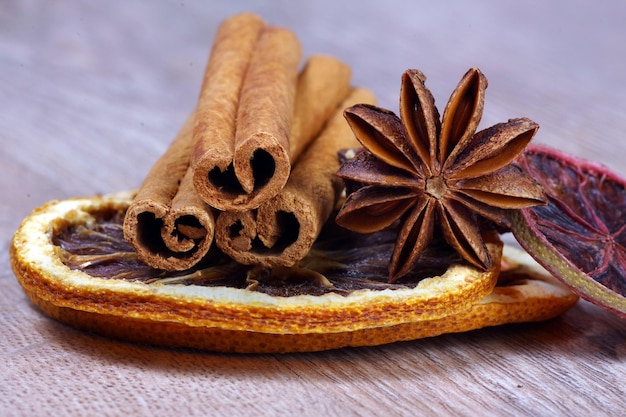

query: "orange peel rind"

left=10, top=191, right=577, bottom=353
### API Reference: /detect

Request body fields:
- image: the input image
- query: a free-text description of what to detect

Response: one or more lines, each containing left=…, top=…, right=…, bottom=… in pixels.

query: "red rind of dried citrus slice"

left=510, top=144, right=626, bottom=318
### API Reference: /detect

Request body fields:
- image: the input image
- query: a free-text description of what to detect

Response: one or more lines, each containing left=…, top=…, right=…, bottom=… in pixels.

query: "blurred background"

left=2, top=0, right=626, bottom=212
left=2, top=3, right=625, bottom=415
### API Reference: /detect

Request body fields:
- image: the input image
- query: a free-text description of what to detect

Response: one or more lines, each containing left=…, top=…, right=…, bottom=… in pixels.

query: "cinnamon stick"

left=123, top=114, right=216, bottom=270
left=192, top=23, right=302, bottom=211
left=215, top=88, right=377, bottom=267
left=288, top=54, right=352, bottom=161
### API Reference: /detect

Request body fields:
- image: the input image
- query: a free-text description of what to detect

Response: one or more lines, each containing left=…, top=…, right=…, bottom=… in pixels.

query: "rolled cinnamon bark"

left=192, top=23, right=302, bottom=211
left=215, top=88, right=377, bottom=267
left=123, top=114, right=216, bottom=270
left=288, top=54, right=352, bottom=162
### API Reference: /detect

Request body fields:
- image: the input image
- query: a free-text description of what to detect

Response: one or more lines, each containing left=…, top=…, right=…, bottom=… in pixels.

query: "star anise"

left=336, top=68, right=546, bottom=282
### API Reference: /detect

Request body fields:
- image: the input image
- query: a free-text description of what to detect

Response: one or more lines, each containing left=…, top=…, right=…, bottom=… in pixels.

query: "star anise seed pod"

left=336, top=68, right=547, bottom=282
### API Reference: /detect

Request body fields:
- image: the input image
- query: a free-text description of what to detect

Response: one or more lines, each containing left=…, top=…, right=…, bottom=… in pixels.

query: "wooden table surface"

left=2, top=1, right=625, bottom=416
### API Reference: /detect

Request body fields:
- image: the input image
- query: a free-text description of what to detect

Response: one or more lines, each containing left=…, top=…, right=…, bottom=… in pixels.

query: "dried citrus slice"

left=511, top=144, right=626, bottom=318
left=11, top=191, right=575, bottom=352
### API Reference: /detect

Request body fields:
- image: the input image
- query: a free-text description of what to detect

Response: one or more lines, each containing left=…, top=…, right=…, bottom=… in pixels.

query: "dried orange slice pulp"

left=11, top=191, right=577, bottom=353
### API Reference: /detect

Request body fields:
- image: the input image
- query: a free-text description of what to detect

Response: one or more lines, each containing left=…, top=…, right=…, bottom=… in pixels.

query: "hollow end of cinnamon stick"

left=192, top=132, right=292, bottom=211
left=214, top=205, right=306, bottom=268
left=124, top=206, right=215, bottom=271
left=191, top=25, right=301, bottom=212
left=124, top=188, right=216, bottom=271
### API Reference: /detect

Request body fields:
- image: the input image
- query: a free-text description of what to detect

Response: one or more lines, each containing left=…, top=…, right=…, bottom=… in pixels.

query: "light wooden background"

left=1, top=1, right=625, bottom=416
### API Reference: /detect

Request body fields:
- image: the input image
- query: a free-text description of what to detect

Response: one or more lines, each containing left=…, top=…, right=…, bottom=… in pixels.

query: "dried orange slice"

left=11, top=191, right=576, bottom=352
left=511, top=145, right=626, bottom=318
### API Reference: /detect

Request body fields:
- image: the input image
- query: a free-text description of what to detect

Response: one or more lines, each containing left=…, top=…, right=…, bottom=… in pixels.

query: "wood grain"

left=1, top=1, right=625, bottom=416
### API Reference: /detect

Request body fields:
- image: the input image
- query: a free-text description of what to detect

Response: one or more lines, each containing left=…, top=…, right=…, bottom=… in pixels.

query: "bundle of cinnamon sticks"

left=123, top=13, right=376, bottom=271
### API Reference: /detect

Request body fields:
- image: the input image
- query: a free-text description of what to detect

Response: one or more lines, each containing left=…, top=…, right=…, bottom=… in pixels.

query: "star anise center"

left=336, top=68, right=546, bottom=281
left=425, top=176, right=447, bottom=200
